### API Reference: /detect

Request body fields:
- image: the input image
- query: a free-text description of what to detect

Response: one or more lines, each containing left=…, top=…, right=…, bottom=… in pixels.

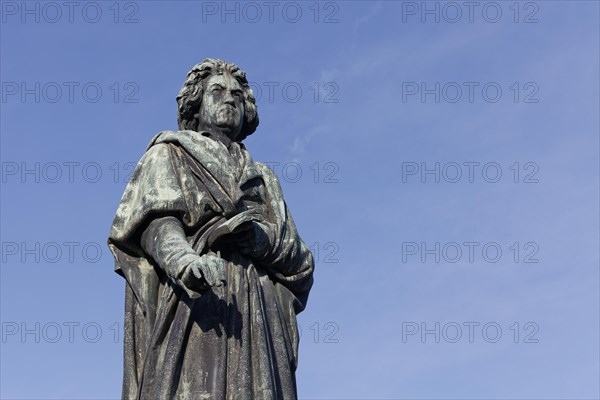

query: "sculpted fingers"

left=183, top=254, right=227, bottom=292
left=198, top=254, right=227, bottom=287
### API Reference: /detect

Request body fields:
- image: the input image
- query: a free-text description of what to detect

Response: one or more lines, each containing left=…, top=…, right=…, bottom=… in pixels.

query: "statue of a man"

left=107, top=59, right=314, bottom=399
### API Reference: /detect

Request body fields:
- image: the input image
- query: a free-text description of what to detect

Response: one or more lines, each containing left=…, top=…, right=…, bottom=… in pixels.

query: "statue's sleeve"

left=109, top=142, right=218, bottom=259
left=140, top=216, right=204, bottom=299
left=108, top=142, right=219, bottom=309
left=256, top=164, right=315, bottom=310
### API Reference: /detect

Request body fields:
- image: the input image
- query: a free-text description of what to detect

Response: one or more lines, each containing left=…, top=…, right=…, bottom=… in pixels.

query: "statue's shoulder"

left=146, top=130, right=211, bottom=148
left=138, top=138, right=172, bottom=165
left=128, top=132, right=188, bottom=177
left=145, top=130, right=222, bottom=160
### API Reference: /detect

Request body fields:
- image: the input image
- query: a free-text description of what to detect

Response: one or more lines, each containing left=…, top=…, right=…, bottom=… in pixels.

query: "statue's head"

left=177, top=58, right=259, bottom=142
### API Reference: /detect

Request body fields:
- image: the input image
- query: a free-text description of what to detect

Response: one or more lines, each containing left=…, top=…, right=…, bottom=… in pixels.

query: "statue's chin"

left=216, top=117, right=241, bottom=131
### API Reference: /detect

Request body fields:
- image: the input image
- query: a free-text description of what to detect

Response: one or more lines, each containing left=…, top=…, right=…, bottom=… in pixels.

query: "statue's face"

left=198, top=72, right=245, bottom=140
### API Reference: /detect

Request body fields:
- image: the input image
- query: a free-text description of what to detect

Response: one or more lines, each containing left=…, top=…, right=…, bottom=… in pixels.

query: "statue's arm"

left=260, top=204, right=314, bottom=295
left=141, top=216, right=226, bottom=298
left=242, top=164, right=314, bottom=304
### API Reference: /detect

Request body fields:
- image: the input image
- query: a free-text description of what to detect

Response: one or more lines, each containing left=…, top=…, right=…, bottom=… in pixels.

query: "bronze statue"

left=107, top=58, right=314, bottom=399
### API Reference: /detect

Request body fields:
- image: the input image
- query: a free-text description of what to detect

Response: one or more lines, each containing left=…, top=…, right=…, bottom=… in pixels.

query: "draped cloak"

left=107, top=130, right=314, bottom=400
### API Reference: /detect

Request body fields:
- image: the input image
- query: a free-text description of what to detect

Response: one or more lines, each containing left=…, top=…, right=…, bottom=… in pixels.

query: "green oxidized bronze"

left=108, top=59, right=314, bottom=400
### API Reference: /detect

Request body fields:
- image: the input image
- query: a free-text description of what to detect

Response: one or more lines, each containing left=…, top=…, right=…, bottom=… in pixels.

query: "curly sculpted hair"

left=176, top=58, right=259, bottom=142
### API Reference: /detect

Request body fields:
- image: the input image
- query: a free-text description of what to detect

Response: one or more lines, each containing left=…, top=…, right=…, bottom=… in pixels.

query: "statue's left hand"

left=226, top=221, right=274, bottom=260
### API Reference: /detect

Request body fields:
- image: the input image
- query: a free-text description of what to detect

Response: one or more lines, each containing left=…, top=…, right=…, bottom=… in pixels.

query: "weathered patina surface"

left=107, top=59, right=314, bottom=399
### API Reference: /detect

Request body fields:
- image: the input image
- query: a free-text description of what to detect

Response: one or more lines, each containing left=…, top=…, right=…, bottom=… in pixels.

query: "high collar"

left=199, top=129, right=234, bottom=148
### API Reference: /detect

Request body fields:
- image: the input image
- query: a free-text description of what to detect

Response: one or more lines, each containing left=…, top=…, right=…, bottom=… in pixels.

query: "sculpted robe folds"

left=107, top=130, right=314, bottom=399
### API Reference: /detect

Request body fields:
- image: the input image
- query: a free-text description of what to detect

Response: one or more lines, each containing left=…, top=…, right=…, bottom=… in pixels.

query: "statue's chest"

left=176, top=144, right=268, bottom=215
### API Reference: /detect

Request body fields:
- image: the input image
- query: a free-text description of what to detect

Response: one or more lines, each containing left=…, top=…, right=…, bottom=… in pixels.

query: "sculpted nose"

left=223, top=91, right=236, bottom=106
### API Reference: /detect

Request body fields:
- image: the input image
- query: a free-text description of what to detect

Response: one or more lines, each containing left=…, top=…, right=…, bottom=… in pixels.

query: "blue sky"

left=1, top=1, right=599, bottom=398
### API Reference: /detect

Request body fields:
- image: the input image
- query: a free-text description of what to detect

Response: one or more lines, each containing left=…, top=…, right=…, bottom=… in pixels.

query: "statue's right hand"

left=182, top=254, right=227, bottom=291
